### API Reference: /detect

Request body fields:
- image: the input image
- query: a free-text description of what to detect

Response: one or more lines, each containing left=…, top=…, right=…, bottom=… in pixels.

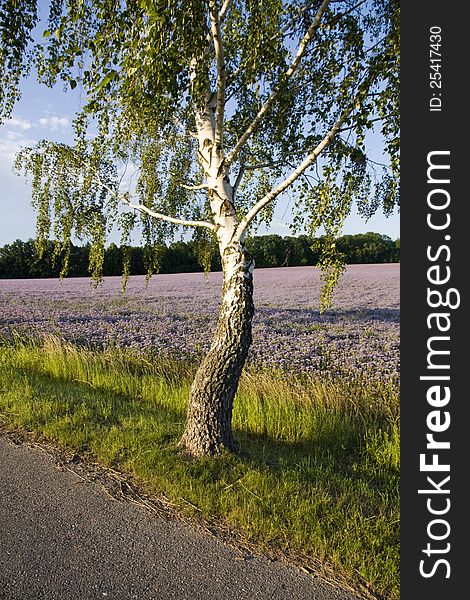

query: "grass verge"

left=0, top=336, right=399, bottom=600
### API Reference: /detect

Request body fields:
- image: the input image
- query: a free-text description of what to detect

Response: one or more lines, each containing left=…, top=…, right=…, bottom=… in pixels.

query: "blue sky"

left=0, top=10, right=399, bottom=246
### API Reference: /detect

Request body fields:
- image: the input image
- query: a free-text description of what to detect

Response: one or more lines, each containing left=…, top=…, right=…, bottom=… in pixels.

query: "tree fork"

left=178, top=242, right=255, bottom=457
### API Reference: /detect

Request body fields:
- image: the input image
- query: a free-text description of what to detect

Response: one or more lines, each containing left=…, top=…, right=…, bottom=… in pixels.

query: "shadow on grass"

left=6, top=364, right=398, bottom=500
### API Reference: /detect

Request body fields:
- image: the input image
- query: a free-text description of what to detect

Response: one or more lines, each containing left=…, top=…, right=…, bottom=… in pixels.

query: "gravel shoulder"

left=0, top=433, right=362, bottom=600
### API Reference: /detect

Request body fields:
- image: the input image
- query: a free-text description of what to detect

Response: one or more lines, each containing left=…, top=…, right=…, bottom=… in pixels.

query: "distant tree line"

left=0, top=233, right=399, bottom=279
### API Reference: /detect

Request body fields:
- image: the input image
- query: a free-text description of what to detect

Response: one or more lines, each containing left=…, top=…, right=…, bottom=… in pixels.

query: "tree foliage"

left=0, top=0, right=37, bottom=117
left=1, top=0, right=399, bottom=308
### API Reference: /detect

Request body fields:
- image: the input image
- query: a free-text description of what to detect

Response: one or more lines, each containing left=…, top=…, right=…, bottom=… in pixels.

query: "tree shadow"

left=11, top=363, right=398, bottom=501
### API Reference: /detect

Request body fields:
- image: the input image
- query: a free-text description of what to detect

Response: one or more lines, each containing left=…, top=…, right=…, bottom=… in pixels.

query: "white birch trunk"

left=178, top=87, right=255, bottom=455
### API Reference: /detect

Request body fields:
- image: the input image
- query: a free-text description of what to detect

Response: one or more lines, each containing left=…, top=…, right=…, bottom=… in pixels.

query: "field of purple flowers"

left=0, top=264, right=399, bottom=383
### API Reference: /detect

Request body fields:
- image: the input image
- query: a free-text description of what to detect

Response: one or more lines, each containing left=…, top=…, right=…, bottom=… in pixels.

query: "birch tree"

left=0, top=0, right=399, bottom=456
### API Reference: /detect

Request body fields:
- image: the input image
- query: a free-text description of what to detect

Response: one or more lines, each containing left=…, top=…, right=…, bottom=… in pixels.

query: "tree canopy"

left=1, top=0, right=399, bottom=306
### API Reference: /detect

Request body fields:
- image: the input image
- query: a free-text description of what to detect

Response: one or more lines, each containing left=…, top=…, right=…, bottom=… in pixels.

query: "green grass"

left=0, top=336, right=399, bottom=600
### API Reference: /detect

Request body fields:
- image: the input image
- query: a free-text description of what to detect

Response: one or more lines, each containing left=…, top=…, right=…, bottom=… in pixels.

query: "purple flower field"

left=0, top=264, right=399, bottom=383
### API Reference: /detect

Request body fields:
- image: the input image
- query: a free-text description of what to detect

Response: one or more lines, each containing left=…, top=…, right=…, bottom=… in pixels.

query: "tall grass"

left=0, top=336, right=399, bottom=599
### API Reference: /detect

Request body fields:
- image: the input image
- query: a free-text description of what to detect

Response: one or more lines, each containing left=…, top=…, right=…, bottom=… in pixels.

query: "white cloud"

left=5, top=116, right=33, bottom=130
left=0, top=132, right=37, bottom=164
left=0, top=113, right=70, bottom=165
left=5, top=131, right=24, bottom=141
left=38, top=115, right=70, bottom=131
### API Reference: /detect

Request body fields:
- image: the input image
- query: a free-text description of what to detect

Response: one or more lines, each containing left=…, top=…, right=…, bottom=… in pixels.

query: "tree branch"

left=233, top=164, right=245, bottom=197
left=123, top=201, right=216, bottom=231
left=223, top=0, right=331, bottom=171
left=232, top=160, right=286, bottom=194
left=180, top=183, right=210, bottom=191
left=94, top=173, right=216, bottom=231
left=320, top=0, right=367, bottom=31
left=209, top=1, right=226, bottom=159
left=244, top=161, right=284, bottom=170
left=337, top=116, right=388, bottom=133
left=279, top=0, right=366, bottom=40
left=280, top=0, right=324, bottom=36
left=233, top=53, right=387, bottom=242
left=219, top=0, right=233, bottom=22
left=233, top=106, right=352, bottom=242
left=171, top=115, right=198, bottom=139
left=225, top=0, right=358, bottom=99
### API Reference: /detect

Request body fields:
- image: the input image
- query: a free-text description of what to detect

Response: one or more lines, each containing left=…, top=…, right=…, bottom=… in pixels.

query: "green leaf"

left=96, top=71, right=118, bottom=91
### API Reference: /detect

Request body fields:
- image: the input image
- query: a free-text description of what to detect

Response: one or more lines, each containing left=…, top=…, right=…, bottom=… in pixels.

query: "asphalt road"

left=0, top=435, right=361, bottom=600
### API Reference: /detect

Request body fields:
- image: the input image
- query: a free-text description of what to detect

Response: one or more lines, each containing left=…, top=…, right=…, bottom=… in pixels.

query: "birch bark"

left=178, top=86, right=255, bottom=455
left=179, top=241, right=254, bottom=455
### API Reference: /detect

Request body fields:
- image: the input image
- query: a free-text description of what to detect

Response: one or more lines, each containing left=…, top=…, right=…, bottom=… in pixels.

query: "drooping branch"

left=222, top=0, right=331, bottom=171
left=171, top=115, right=198, bottom=139
left=233, top=107, right=352, bottom=242
left=280, top=0, right=366, bottom=41
left=208, top=1, right=226, bottom=159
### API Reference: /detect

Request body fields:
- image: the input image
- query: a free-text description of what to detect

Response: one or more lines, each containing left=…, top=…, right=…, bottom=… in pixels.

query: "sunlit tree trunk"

left=178, top=241, right=254, bottom=456
left=177, top=78, right=257, bottom=456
